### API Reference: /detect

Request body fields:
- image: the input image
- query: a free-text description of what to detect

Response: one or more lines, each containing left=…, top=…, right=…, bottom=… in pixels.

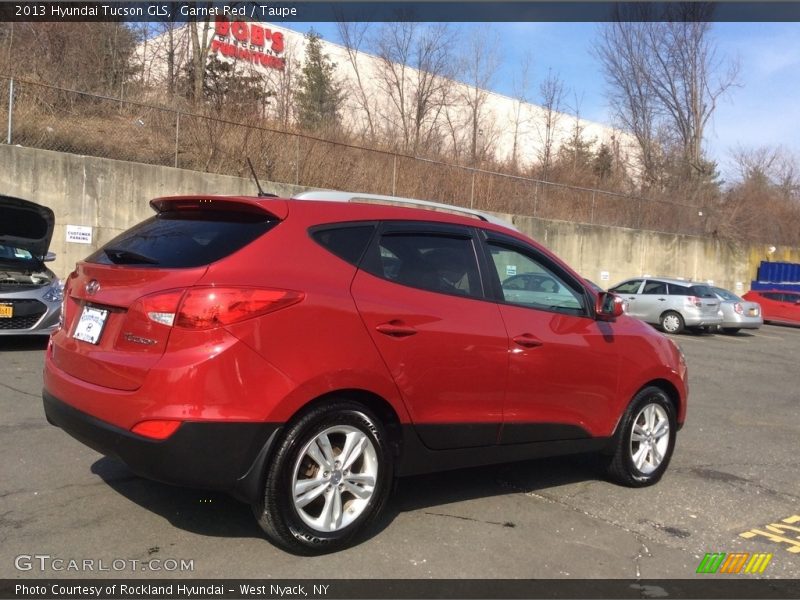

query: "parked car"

left=43, top=192, right=688, bottom=554
left=743, top=289, right=800, bottom=326
left=0, top=195, right=63, bottom=335
left=709, top=286, right=762, bottom=334
left=608, top=277, right=722, bottom=334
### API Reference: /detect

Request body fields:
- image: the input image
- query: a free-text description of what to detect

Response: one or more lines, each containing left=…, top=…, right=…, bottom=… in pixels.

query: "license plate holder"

left=73, top=306, right=108, bottom=344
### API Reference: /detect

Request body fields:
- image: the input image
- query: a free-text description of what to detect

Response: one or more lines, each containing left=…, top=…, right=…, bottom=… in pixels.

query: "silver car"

left=710, top=286, right=762, bottom=334
left=0, top=195, right=63, bottom=336
left=609, top=277, right=722, bottom=334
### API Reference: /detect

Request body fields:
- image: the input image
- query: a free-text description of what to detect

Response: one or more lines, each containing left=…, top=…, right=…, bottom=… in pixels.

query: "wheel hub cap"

left=291, top=424, right=378, bottom=533
left=629, top=403, right=670, bottom=475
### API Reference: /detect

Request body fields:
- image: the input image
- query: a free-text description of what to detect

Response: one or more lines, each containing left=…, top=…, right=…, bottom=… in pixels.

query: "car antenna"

left=246, top=158, right=277, bottom=198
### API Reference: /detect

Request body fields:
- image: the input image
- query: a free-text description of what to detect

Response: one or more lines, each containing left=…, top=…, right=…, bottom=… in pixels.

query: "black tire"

left=721, top=327, right=740, bottom=334
left=252, top=401, right=393, bottom=554
left=660, top=311, right=685, bottom=334
left=606, top=386, right=677, bottom=487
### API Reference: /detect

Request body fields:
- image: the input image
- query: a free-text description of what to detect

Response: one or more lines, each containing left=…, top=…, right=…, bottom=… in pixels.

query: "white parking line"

left=714, top=334, right=748, bottom=342
left=754, top=332, right=784, bottom=340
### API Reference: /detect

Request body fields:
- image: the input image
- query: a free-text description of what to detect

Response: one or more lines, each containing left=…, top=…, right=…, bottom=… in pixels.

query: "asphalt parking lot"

left=1, top=324, right=798, bottom=580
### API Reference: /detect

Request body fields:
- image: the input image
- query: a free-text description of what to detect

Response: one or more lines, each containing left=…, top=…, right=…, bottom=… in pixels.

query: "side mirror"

left=43, top=251, right=56, bottom=262
left=596, top=292, right=624, bottom=321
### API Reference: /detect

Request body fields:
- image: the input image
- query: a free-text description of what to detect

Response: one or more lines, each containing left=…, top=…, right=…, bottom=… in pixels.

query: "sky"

left=293, top=20, right=800, bottom=183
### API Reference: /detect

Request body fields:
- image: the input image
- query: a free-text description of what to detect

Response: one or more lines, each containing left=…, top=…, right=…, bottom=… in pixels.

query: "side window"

left=642, top=281, right=668, bottom=295
left=311, top=225, right=375, bottom=265
left=689, top=285, right=716, bottom=298
left=369, top=233, right=483, bottom=299
left=611, top=280, right=643, bottom=294
left=668, top=285, right=689, bottom=296
left=489, top=243, right=584, bottom=314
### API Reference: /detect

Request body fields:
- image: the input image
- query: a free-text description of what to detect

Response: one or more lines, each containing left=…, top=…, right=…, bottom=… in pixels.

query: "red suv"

left=43, top=193, right=687, bottom=554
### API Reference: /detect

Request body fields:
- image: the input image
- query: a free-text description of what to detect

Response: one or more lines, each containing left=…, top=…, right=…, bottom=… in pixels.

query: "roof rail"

left=291, top=190, right=517, bottom=230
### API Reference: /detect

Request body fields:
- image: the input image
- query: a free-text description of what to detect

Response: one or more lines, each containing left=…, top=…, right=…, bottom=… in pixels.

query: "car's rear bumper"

left=720, top=314, right=763, bottom=328
left=43, top=390, right=281, bottom=502
left=683, top=313, right=723, bottom=327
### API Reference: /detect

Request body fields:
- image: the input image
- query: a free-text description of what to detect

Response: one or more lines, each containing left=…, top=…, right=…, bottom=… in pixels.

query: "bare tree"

left=458, top=26, right=502, bottom=165
left=336, top=21, right=377, bottom=141
left=596, top=5, right=739, bottom=183
left=509, top=51, right=534, bottom=170
left=373, top=22, right=456, bottom=154
left=187, top=4, right=214, bottom=105
left=730, top=145, right=799, bottom=197
left=595, top=15, right=661, bottom=185
left=538, top=68, right=566, bottom=181
left=265, top=37, right=298, bottom=128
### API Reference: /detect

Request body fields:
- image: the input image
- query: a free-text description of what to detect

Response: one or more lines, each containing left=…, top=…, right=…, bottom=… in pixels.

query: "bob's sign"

left=211, top=18, right=286, bottom=71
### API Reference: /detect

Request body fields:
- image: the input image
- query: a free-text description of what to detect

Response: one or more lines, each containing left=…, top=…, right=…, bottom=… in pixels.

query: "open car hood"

left=0, top=195, right=56, bottom=259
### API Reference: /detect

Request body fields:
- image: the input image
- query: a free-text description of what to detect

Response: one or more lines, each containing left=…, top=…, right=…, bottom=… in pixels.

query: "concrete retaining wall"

left=2, top=145, right=798, bottom=291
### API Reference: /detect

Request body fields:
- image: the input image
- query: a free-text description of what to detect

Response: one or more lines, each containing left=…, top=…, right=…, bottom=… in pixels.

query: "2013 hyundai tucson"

left=43, top=192, right=688, bottom=554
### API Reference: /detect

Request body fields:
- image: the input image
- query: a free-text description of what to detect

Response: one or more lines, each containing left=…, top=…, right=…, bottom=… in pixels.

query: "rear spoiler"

left=149, top=196, right=289, bottom=219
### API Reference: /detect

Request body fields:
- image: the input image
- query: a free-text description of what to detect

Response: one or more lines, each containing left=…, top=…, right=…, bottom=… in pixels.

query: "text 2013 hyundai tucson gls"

left=43, top=193, right=687, bottom=554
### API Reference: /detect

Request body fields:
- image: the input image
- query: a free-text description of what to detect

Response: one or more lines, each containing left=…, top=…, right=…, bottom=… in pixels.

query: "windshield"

left=0, top=244, right=36, bottom=263
left=712, top=286, right=742, bottom=302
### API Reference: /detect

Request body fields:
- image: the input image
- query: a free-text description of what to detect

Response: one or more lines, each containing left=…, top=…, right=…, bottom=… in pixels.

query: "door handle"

left=376, top=321, right=417, bottom=337
left=658, top=298, right=666, bottom=301
left=512, top=333, right=543, bottom=348
left=628, top=296, right=636, bottom=300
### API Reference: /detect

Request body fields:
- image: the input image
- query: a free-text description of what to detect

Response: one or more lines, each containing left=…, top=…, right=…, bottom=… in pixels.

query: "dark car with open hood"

left=0, top=195, right=63, bottom=335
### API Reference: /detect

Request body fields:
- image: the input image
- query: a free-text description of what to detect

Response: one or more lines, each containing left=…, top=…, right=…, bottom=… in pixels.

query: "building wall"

left=136, top=21, right=639, bottom=168
left=3, top=145, right=794, bottom=290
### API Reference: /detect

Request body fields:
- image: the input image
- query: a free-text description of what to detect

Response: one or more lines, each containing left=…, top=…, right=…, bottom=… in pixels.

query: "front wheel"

left=253, top=401, right=393, bottom=554
left=606, top=386, right=677, bottom=487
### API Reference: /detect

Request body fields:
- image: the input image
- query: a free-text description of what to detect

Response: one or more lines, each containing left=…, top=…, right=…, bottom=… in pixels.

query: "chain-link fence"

left=2, top=75, right=709, bottom=236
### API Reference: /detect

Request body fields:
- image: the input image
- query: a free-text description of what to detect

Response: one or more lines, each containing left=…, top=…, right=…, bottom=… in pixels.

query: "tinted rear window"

left=689, top=285, right=716, bottom=298
left=712, top=287, right=741, bottom=302
left=311, top=225, right=375, bottom=266
left=87, top=210, right=276, bottom=268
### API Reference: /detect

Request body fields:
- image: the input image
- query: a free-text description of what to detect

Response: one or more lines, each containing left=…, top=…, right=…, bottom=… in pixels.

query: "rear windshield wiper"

left=103, top=247, right=160, bottom=265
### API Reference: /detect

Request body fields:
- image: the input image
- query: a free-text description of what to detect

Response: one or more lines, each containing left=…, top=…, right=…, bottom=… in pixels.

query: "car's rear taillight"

left=121, top=287, right=303, bottom=348
left=137, top=290, right=184, bottom=327
left=733, top=302, right=744, bottom=314
left=685, top=296, right=702, bottom=308
left=175, top=287, right=304, bottom=329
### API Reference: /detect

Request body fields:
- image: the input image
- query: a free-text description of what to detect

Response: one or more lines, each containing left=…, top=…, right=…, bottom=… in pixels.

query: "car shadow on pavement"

left=90, top=450, right=605, bottom=550
left=91, top=457, right=265, bottom=539
left=388, top=453, right=604, bottom=515
left=1, top=335, right=49, bottom=351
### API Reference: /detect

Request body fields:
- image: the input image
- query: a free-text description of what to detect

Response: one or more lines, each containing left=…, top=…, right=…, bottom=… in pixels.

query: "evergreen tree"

left=295, top=31, right=343, bottom=133
left=593, top=144, right=614, bottom=180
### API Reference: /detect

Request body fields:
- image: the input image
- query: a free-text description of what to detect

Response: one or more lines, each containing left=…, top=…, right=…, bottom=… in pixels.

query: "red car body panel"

left=43, top=195, right=688, bottom=499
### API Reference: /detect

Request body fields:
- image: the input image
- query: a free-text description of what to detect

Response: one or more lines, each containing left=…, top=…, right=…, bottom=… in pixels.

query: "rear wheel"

left=606, top=386, right=677, bottom=487
left=253, top=401, right=393, bottom=554
left=721, top=327, right=740, bottom=334
left=660, top=311, right=685, bottom=334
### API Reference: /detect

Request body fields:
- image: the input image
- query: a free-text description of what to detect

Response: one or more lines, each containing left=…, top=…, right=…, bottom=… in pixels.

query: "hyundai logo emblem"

left=85, top=280, right=100, bottom=295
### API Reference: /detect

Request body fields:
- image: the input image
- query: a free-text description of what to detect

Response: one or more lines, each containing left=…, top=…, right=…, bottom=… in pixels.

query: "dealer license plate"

left=73, top=306, right=108, bottom=344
